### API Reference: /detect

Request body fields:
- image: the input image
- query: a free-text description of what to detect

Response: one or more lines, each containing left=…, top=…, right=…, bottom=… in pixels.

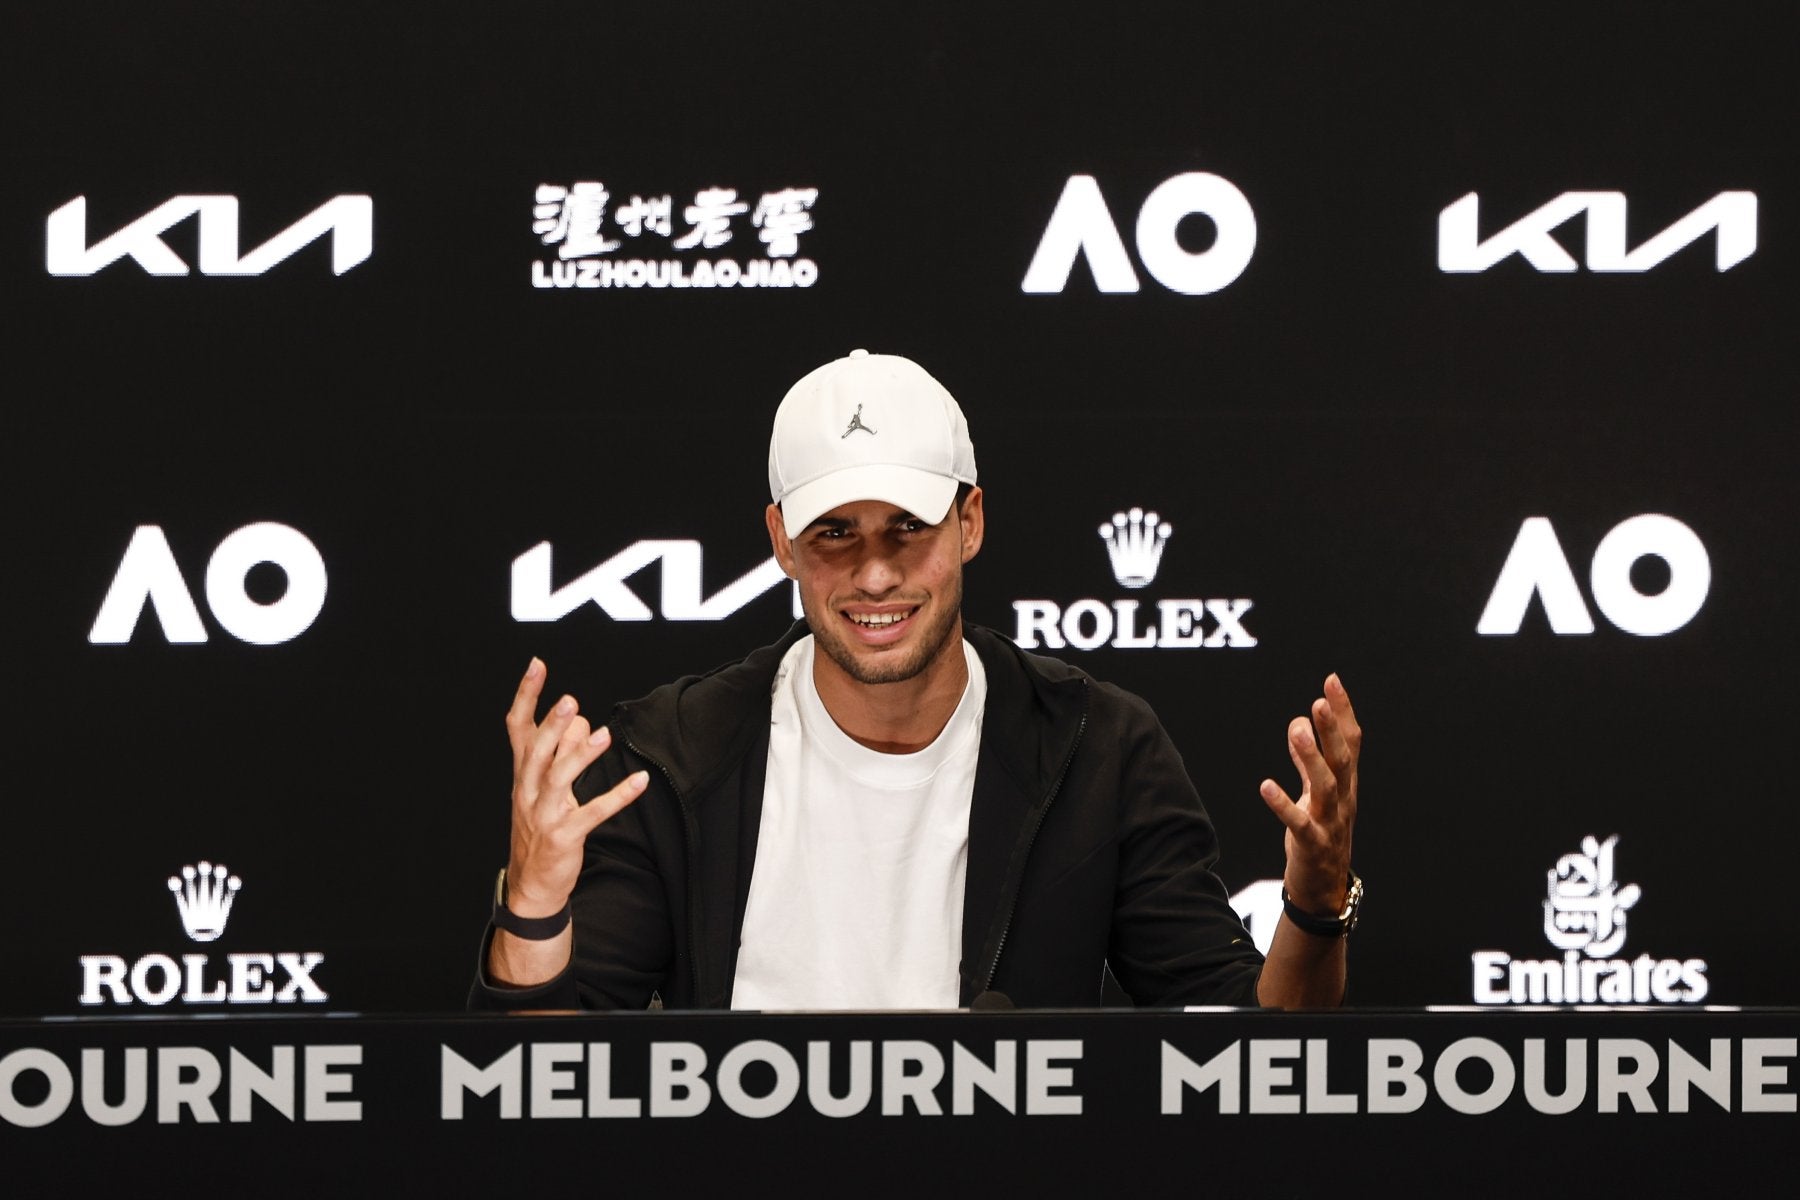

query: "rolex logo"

left=79, top=860, right=328, bottom=1007
left=167, top=861, right=242, bottom=943
left=1100, top=508, right=1171, bottom=589
left=1012, top=505, right=1255, bottom=653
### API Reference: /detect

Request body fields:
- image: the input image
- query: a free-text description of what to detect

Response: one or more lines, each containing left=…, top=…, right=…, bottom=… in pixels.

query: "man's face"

left=765, top=489, right=984, bottom=686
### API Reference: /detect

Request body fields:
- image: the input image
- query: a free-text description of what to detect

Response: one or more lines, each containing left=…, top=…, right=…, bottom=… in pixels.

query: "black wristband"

left=491, top=868, right=573, bottom=940
left=1281, top=872, right=1362, bottom=939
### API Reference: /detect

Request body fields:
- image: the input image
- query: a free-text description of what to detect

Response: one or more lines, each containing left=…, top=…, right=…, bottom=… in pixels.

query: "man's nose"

left=850, top=543, right=902, bottom=595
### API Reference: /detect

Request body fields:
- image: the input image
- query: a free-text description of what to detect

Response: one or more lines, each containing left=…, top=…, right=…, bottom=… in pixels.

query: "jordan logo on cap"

left=840, top=403, right=876, bottom=438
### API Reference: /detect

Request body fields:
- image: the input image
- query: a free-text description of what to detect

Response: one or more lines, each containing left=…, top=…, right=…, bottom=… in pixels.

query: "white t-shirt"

left=731, top=635, right=986, bottom=1010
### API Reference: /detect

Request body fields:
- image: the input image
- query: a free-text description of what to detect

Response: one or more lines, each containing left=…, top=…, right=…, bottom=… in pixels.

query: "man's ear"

left=765, top=503, right=798, bottom=578
left=958, top=486, right=985, bottom=564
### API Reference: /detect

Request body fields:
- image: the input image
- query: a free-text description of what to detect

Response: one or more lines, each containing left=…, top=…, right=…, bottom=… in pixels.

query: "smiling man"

left=474, top=349, right=1361, bottom=1011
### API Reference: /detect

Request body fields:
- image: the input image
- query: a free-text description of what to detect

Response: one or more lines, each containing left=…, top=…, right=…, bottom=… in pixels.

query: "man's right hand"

left=488, top=657, right=648, bottom=988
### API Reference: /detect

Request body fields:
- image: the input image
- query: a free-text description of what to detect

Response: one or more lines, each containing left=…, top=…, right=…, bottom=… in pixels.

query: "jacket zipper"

left=625, top=736, right=702, bottom=1006
left=982, top=684, right=1088, bottom=993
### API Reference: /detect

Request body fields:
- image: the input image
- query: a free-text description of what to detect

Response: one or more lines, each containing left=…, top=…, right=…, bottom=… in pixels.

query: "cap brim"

left=779, top=465, right=959, bottom=538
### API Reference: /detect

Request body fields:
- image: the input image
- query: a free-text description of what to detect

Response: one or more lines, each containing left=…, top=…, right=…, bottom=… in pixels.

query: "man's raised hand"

left=1258, top=672, right=1361, bottom=917
left=502, top=657, right=648, bottom=920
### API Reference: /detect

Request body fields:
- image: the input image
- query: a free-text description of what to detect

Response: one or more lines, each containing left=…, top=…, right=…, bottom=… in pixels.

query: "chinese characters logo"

left=531, top=181, right=818, bottom=290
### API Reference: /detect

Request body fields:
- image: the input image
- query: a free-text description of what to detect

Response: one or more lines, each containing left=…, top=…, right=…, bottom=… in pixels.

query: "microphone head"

left=969, top=990, right=1015, bottom=1012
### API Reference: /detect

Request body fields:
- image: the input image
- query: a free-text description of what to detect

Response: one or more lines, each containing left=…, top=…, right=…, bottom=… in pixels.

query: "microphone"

left=970, top=990, right=1015, bottom=1012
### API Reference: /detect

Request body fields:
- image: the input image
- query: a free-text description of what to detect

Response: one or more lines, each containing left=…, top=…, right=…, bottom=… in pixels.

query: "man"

left=473, top=349, right=1360, bottom=1011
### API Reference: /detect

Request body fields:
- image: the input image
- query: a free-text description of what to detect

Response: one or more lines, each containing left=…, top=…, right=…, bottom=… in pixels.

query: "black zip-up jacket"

left=471, top=622, right=1265, bottom=1010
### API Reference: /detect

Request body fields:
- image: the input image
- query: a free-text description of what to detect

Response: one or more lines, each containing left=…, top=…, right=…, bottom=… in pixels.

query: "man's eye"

left=899, top=520, right=926, bottom=533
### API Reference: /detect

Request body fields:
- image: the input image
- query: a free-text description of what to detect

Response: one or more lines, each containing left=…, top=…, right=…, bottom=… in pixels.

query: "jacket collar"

left=613, top=620, right=1089, bottom=799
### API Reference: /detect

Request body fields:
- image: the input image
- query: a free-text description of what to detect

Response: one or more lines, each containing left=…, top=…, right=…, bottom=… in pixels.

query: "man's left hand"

left=1259, top=673, right=1361, bottom=916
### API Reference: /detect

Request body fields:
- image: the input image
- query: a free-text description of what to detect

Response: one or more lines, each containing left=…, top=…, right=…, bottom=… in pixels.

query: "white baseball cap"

left=768, top=349, right=978, bottom=538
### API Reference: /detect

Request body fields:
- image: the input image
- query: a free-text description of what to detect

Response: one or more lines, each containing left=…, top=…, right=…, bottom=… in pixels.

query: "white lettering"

left=274, top=953, right=328, bottom=1003
left=1598, top=1038, right=1660, bottom=1113
left=1741, top=1038, right=1796, bottom=1114
left=302, top=1045, right=361, bottom=1122
left=1667, top=1039, right=1731, bottom=1113
left=228, top=953, right=276, bottom=1003
left=1304, top=1038, right=1357, bottom=1113
left=1111, top=600, right=1158, bottom=648
left=807, top=1041, right=872, bottom=1119
left=1012, top=600, right=1065, bottom=649
left=716, top=1040, right=800, bottom=1119
left=1438, top=191, right=1756, bottom=273
left=1433, top=1038, right=1514, bottom=1115
left=0, top=1049, right=75, bottom=1128
left=1203, top=599, right=1256, bottom=647
left=203, top=522, right=328, bottom=645
left=228, top=1046, right=295, bottom=1122
left=587, top=1043, right=643, bottom=1118
left=1522, top=1038, right=1587, bottom=1115
left=1060, top=599, right=1112, bottom=651
left=131, top=955, right=182, bottom=1006
left=1472, top=951, right=1511, bottom=1004
left=1010, top=598, right=1256, bottom=651
left=649, top=1042, right=710, bottom=1117
left=1479, top=514, right=1708, bottom=637
left=78, top=955, right=131, bottom=1005
left=440, top=1044, right=522, bottom=1120
left=1024, top=1040, right=1082, bottom=1116
left=157, top=1046, right=222, bottom=1124
left=47, top=195, right=373, bottom=277
left=1160, top=1039, right=1239, bottom=1115
left=881, top=1041, right=944, bottom=1116
left=950, top=1041, right=1015, bottom=1116
left=529, top=1043, right=583, bottom=1119
left=1155, top=598, right=1206, bottom=647
left=1477, top=517, right=1594, bottom=635
left=1021, top=175, right=1139, bottom=293
left=81, top=1047, right=149, bottom=1126
left=181, top=954, right=227, bottom=1003
left=511, top=541, right=787, bottom=623
left=1588, top=514, right=1711, bottom=636
left=1133, top=172, right=1257, bottom=295
left=89, top=523, right=326, bottom=646
left=1023, top=173, right=1256, bottom=295
left=1247, top=1039, right=1301, bottom=1114
left=88, top=527, right=209, bottom=644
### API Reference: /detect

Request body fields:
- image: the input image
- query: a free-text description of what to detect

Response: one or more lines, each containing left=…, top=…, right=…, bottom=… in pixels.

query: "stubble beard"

left=807, top=571, right=964, bottom=686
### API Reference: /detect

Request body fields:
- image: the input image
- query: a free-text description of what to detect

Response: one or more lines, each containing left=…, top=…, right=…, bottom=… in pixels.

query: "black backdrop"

left=5, top=1, right=1795, bottom=1015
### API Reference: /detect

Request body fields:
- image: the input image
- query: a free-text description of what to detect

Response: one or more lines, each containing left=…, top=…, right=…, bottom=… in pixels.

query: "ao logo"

left=1021, top=173, right=1256, bottom=296
left=1478, top=514, right=1710, bottom=637
left=46, top=195, right=373, bottom=276
left=89, top=523, right=327, bottom=646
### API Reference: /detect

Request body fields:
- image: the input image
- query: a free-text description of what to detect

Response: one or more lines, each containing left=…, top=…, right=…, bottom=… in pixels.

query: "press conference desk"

left=4, top=1008, right=1793, bottom=1195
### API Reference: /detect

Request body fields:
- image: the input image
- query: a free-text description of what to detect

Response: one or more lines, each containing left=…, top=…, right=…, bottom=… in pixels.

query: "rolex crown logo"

left=1099, top=508, right=1172, bottom=589
left=167, top=861, right=242, bottom=943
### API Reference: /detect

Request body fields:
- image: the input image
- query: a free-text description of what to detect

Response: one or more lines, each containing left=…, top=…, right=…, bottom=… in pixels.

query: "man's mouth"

left=845, top=607, right=918, bottom=628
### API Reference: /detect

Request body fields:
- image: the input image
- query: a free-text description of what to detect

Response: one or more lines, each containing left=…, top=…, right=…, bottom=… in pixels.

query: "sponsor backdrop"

left=4, top=1, right=1795, bottom=1015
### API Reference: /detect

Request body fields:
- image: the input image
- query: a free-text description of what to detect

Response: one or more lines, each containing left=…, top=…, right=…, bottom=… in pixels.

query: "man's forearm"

left=486, top=927, right=574, bottom=990
left=1254, top=916, right=1347, bottom=1008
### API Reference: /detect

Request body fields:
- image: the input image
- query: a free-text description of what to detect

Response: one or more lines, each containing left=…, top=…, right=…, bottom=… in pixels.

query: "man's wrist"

left=1281, top=871, right=1362, bottom=938
left=493, top=868, right=573, bottom=938
left=498, top=864, right=567, bottom=918
left=1281, top=877, right=1346, bottom=920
